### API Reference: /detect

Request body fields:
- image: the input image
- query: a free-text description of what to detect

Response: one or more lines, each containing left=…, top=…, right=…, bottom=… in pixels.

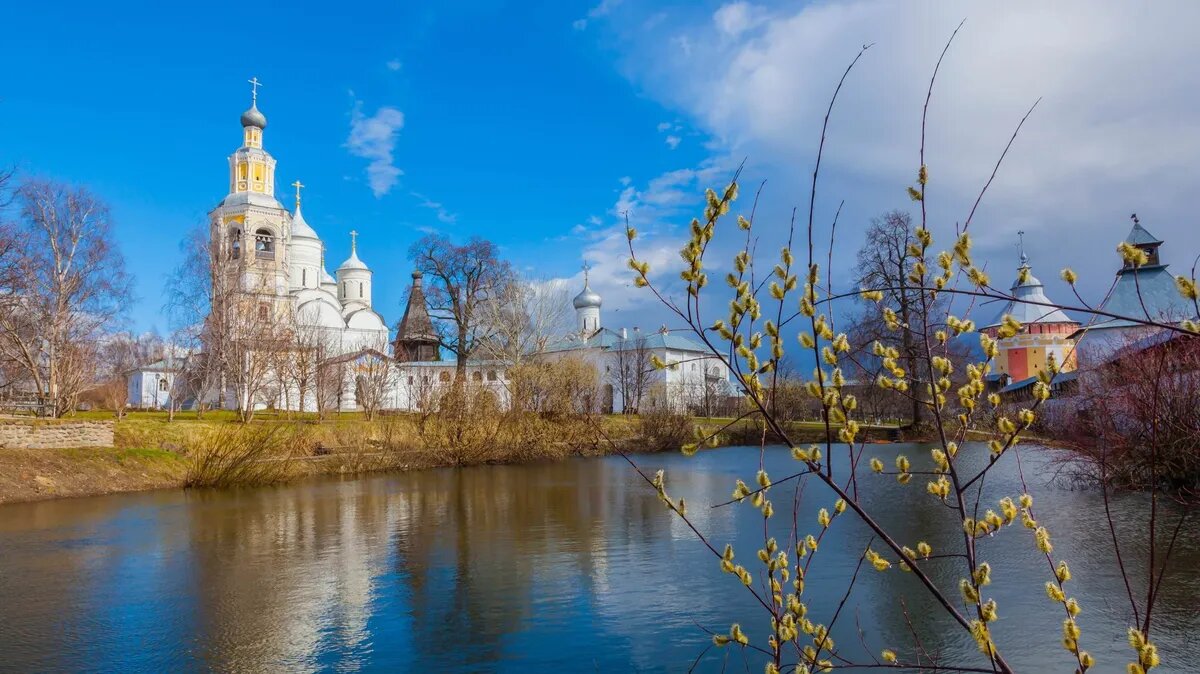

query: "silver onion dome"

left=240, top=102, right=267, bottom=129
left=573, top=283, right=602, bottom=309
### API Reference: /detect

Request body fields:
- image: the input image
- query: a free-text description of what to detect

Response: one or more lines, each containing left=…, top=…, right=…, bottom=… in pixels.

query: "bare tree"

left=166, top=223, right=295, bottom=422
left=314, top=330, right=346, bottom=420
left=166, top=226, right=222, bottom=415
left=88, top=331, right=165, bottom=416
left=855, top=210, right=938, bottom=429
left=0, top=180, right=132, bottom=416
left=479, top=275, right=573, bottom=364
left=409, top=234, right=515, bottom=380
left=353, top=348, right=393, bottom=421
left=606, top=334, right=656, bottom=414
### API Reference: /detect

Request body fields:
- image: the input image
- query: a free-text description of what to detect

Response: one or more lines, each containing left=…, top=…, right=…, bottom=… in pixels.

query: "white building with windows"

left=127, top=358, right=183, bottom=410
left=540, top=270, right=735, bottom=414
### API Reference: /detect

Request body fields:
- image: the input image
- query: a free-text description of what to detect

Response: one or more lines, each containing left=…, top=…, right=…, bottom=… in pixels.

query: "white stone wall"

left=0, top=421, right=114, bottom=449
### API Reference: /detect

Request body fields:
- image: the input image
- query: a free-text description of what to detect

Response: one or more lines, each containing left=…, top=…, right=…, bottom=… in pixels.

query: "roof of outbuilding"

left=983, top=261, right=1077, bottom=329
left=543, top=327, right=711, bottom=354
left=1085, top=266, right=1193, bottom=332
left=132, top=358, right=185, bottom=373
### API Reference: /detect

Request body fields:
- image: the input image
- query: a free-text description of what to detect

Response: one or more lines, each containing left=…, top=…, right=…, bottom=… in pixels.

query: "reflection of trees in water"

left=385, top=460, right=652, bottom=668
left=385, top=457, right=742, bottom=670
left=8, top=447, right=1197, bottom=672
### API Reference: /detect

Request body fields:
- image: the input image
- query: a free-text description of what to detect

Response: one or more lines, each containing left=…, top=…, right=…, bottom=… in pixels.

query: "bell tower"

left=207, top=77, right=293, bottom=321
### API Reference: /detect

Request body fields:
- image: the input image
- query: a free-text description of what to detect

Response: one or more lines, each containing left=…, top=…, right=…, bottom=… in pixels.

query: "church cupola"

left=240, top=77, right=267, bottom=148
left=285, top=181, right=322, bottom=291
left=573, top=263, right=602, bottom=334
left=228, top=77, right=276, bottom=196
left=336, top=230, right=373, bottom=309
left=394, top=271, right=440, bottom=362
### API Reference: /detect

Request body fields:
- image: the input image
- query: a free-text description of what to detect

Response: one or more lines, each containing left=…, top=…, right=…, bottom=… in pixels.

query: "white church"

left=131, top=83, right=732, bottom=414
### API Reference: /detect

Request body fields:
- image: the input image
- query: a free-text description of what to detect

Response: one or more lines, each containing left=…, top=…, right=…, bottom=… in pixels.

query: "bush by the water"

left=183, top=424, right=306, bottom=488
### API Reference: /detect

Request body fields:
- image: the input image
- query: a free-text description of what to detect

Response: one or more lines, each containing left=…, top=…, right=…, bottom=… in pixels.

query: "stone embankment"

left=0, top=420, right=115, bottom=449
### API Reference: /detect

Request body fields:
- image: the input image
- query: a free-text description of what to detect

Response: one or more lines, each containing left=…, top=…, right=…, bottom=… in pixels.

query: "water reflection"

left=0, top=445, right=1196, bottom=672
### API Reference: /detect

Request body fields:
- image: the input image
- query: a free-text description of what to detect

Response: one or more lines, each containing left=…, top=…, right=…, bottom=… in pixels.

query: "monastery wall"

left=0, top=421, right=115, bottom=450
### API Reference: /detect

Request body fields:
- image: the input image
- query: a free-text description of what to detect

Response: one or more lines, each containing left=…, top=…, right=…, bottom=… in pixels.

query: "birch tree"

left=0, top=180, right=132, bottom=416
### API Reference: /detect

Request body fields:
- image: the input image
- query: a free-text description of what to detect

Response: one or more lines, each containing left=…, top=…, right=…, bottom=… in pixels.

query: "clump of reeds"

left=183, top=424, right=304, bottom=488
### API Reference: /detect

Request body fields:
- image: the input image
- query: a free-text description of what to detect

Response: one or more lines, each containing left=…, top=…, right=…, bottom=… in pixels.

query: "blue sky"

left=1, top=1, right=704, bottom=333
left=4, top=0, right=1199, bottom=336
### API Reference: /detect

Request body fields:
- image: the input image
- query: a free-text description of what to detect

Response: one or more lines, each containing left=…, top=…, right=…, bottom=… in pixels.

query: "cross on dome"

left=291, top=180, right=304, bottom=206
left=350, top=229, right=358, bottom=252
left=240, top=77, right=267, bottom=130
left=1017, top=230, right=1027, bottom=266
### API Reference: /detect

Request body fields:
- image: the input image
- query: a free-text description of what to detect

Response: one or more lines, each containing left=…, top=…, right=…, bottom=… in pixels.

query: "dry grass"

left=182, top=424, right=310, bottom=489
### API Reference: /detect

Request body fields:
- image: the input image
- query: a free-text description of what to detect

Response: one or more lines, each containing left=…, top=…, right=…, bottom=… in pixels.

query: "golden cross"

left=350, top=230, right=358, bottom=252
left=291, top=180, right=304, bottom=206
left=248, top=77, right=262, bottom=103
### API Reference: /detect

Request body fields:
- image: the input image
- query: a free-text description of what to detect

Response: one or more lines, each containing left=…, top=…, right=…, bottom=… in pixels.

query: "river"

left=0, top=443, right=1196, bottom=672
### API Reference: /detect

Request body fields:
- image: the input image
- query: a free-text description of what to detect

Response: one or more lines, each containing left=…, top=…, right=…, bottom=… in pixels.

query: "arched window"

left=439, top=371, right=451, bottom=382
left=302, top=269, right=307, bottom=286
left=158, top=377, right=170, bottom=391
left=254, top=228, right=274, bottom=259
left=230, top=228, right=242, bottom=259
left=343, top=282, right=348, bottom=297
left=359, top=282, right=364, bottom=298
left=472, top=371, right=483, bottom=382
left=487, top=370, right=498, bottom=381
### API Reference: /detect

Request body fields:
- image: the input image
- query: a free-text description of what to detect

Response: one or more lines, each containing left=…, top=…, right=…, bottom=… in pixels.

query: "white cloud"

left=550, top=156, right=741, bottom=322
left=411, top=191, right=457, bottom=224
left=665, top=135, right=681, bottom=149
left=386, top=59, right=402, bottom=71
left=713, top=2, right=768, bottom=38
left=656, top=121, right=673, bottom=132
left=602, top=0, right=1200, bottom=305
left=573, top=0, right=622, bottom=31
left=346, top=101, right=405, bottom=198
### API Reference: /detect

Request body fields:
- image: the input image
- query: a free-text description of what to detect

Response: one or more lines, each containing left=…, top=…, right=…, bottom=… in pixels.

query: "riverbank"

left=0, top=411, right=900, bottom=505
